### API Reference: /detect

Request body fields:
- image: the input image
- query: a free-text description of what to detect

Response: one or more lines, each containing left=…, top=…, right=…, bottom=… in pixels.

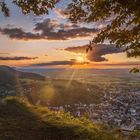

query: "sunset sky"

left=0, top=0, right=139, bottom=68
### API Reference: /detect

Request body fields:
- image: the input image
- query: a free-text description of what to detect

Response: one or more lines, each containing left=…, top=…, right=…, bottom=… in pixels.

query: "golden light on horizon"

left=76, top=56, right=85, bottom=62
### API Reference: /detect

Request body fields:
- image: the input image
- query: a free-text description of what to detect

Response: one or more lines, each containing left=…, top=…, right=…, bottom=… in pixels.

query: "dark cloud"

left=98, top=62, right=140, bottom=66
left=34, top=19, right=97, bottom=40
left=0, top=56, right=38, bottom=61
left=0, top=18, right=98, bottom=40
left=30, top=61, right=74, bottom=66
left=0, top=28, right=40, bottom=40
left=65, top=44, right=123, bottom=62
left=0, top=53, right=10, bottom=55
left=30, top=59, right=89, bottom=67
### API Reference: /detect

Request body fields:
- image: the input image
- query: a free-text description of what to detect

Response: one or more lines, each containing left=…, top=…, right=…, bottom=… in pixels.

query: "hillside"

left=0, top=65, right=45, bottom=85
left=27, top=79, right=103, bottom=106
left=0, top=97, right=124, bottom=140
left=0, top=65, right=103, bottom=104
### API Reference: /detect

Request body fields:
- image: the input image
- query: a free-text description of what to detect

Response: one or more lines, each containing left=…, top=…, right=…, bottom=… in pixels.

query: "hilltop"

left=0, top=65, right=45, bottom=84
left=0, top=97, right=124, bottom=140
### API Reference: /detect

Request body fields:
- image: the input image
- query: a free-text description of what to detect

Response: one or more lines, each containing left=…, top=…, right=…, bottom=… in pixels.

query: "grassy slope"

left=21, top=79, right=103, bottom=106
left=0, top=97, right=124, bottom=140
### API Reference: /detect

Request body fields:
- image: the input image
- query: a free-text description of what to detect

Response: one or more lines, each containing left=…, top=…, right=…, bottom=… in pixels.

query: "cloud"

left=33, top=17, right=44, bottom=23
left=0, top=18, right=98, bottom=40
left=65, top=44, right=123, bottom=62
left=0, top=28, right=40, bottom=40
left=29, top=59, right=89, bottom=67
left=0, top=53, right=10, bottom=55
left=34, top=19, right=98, bottom=40
left=98, top=62, right=140, bottom=66
left=0, top=56, right=38, bottom=61
left=30, top=61, right=74, bottom=66
left=28, top=59, right=139, bottom=68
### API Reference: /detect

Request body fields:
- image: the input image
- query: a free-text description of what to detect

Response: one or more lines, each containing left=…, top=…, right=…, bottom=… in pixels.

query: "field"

left=2, top=68, right=139, bottom=107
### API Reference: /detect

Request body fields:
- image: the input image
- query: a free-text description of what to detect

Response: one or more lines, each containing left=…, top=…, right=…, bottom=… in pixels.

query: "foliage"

left=130, top=67, right=140, bottom=73
left=0, top=0, right=58, bottom=16
left=0, top=0, right=9, bottom=16
left=68, top=0, right=140, bottom=59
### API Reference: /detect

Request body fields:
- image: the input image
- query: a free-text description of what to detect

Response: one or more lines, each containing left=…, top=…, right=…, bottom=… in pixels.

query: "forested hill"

left=0, top=65, right=45, bottom=84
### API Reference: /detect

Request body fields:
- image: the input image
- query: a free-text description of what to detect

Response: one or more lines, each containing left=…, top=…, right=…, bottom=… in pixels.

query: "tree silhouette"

left=68, top=0, right=140, bottom=59
left=0, top=0, right=58, bottom=16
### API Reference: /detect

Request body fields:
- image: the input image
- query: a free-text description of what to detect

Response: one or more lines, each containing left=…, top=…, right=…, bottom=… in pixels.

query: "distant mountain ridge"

left=0, top=65, right=45, bottom=84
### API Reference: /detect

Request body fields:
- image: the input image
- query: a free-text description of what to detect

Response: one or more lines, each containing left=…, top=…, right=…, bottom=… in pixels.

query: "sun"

left=76, top=56, right=84, bottom=62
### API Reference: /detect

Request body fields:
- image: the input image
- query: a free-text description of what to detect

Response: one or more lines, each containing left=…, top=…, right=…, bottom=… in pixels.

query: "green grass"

left=0, top=97, right=125, bottom=140
left=19, top=79, right=103, bottom=106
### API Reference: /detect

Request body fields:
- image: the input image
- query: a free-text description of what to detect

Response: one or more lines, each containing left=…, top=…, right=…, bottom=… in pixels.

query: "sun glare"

left=77, top=56, right=84, bottom=62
